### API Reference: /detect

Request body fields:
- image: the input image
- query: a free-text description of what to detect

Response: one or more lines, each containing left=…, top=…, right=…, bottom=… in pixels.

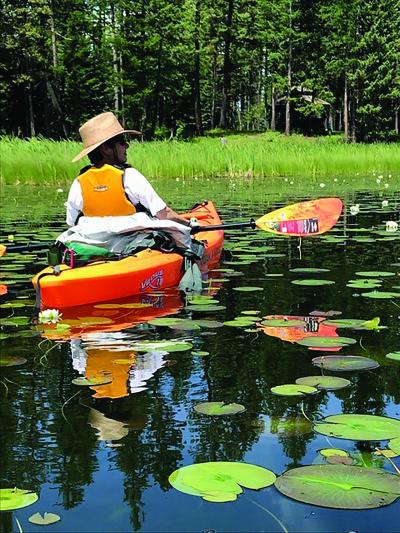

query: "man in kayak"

left=66, top=111, right=190, bottom=227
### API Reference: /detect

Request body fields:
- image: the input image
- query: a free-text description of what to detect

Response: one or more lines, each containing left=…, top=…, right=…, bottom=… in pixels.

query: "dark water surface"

left=1, top=185, right=399, bottom=532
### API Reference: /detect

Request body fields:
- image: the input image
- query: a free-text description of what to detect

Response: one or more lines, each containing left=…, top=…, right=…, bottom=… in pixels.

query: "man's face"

left=112, top=135, right=129, bottom=163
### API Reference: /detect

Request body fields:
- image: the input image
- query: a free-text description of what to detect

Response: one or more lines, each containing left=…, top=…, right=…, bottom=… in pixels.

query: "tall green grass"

left=1, top=134, right=399, bottom=192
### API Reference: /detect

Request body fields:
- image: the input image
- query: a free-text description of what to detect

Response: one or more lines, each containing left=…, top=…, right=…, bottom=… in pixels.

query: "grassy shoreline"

left=1, top=133, right=399, bottom=190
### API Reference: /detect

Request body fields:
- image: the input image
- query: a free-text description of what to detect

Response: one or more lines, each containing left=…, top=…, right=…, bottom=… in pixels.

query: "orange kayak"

left=33, top=201, right=224, bottom=308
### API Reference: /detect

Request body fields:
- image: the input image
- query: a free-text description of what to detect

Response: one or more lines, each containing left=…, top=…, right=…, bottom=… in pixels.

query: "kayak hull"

left=33, top=201, right=223, bottom=308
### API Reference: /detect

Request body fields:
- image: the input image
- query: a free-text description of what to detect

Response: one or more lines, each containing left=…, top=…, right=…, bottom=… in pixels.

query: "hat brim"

left=71, top=129, right=142, bottom=163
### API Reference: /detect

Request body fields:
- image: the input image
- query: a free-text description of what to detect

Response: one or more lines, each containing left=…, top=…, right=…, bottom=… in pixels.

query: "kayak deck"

left=32, top=201, right=223, bottom=308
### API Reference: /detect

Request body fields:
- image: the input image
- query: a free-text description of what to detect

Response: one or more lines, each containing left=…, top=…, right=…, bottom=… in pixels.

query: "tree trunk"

left=47, top=81, right=68, bottom=137
left=49, top=4, right=57, bottom=69
left=219, top=0, right=234, bottom=129
left=271, top=83, right=276, bottom=131
left=395, top=106, right=399, bottom=134
left=211, top=52, right=216, bottom=129
left=343, top=75, right=349, bottom=142
left=27, top=88, right=35, bottom=137
left=285, top=1, right=292, bottom=136
left=111, top=2, right=119, bottom=114
left=193, top=0, right=203, bottom=135
left=151, top=39, right=163, bottom=136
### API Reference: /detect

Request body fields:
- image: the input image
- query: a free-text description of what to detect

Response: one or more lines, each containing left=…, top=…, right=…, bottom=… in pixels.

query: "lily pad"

left=361, top=291, right=400, bottom=299
left=185, top=305, right=226, bottom=312
left=72, top=376, right=112, bottom=386
left=233, top=286, right=263, bottom=292
left=191, top=351, right=209, bottom=356
left=389, top=437, right=400, bottom=455
left=131, top=340, right=193, bottom=352
left=261, top=319, right=305, bottom=327
left=313, top=414, right=400, bottom=441
left=148, top=318, right=183, bottom=326
left=274, top=465, right=400, bottom=509
left=386, top=351, right=400, bottom=362
left=291, top=279, right=335, bottom=286
left=0, top=355, right=27, bottom=367
left=194, top=402, right=246, bottom=416
left=289, top=268, right=330, bottom=273
left=347, top=279, right=382, bottom=289
left=323, top=317, right=383, bottom=330
left=169, top=462, right=276, bottom=502
left=29, top=512, right=61, bottom=525
left=297, top=336, right=356, bottom=348
left=312, top=355, right=379, bottom=371
left=295, top=376, right=351, bottom=390
left=0, top=488, right=38, bottom=511
left=356, top=271, right=395, bottom=277
left=270, top=384, right=318, bottom=396
left=319, top=448, right=350, bottom=458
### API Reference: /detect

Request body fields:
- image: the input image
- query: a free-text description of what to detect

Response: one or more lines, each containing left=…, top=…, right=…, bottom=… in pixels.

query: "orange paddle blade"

left=255, top=197, right=343, bottom=237
left=0, top=245, right=6, bottom=257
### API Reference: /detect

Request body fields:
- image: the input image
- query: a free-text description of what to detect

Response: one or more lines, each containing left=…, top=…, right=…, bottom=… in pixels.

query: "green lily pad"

left=297, top=336, right=356, bottom=348
left=319, top=448, right=349, bottom=458
left=356, top=271, right=396, bottom=277
left=169, top=462, right=276, bottom=502
left=193, top=319, right=224, bottom=328
left=191, top=351, right=209, bottom=356
left=312, top=355, right=379, bottom=371
left=291, top=279, right=335, bottom=286
left=0, top=355, right=27, bottom=367
left=386, top=351, right=400, bottom=362
left=72, top=376, right=112, bottom=386
left=131, top=340, right=193, bottom=352
left=289, top=268, right=330, bottom=273
left=261, top=319, right=305, bottom=327
left=323, top=317, right=384, bottom=330
left=347, top=279, right=382, bottom=289
left=148, top=318, right=183, bottom=326
left=274, top=465, right=400, bottom=509
left=185, top=305, right=226, bottom=312
left=194, top=402, right=246, bottom=416
left=233, top=286, right=263, bottom=292
left=224, top=318, right=256, bottom=327
left=295, top=376, right=351, bottom=390
left=389, top=437, right=400, bottom=455
left=313, top=414, right=400, bottom=441
left=0, top=488, right=38, bottom=511
left=29, top=512, right=61, bottom=525
left=361, top=291, right=400, bottom=299
left=270, top=384, right=318, bottom=396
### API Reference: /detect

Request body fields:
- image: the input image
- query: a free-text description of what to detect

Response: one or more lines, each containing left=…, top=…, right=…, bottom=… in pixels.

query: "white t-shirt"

left=66, top=167, right=167, bottom=226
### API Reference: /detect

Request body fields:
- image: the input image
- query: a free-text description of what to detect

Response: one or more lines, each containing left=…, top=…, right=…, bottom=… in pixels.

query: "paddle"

left=191, top=197, right=343, bottom=237
left=0, top=197, right=343, bottom=257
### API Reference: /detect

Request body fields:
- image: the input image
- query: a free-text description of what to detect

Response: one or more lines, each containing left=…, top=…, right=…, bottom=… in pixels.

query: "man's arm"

left=156, top=206, right=190, bottom=226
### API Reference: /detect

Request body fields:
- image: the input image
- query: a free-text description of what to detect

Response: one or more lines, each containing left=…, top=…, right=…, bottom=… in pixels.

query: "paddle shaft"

left=1, top=242, right=50, bottom=254
left=191, top=219, right=256, bottom=234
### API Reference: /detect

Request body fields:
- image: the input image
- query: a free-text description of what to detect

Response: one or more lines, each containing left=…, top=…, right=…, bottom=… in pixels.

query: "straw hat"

left=72, top=112, right=142, bottom=162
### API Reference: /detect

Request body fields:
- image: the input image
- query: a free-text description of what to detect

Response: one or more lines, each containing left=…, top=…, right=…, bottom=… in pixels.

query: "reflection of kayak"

left=41, top=290, right=184, bottom=340
left=260, top=315, right=341, bottom=351
left=33, top=201, right=223, bottom=308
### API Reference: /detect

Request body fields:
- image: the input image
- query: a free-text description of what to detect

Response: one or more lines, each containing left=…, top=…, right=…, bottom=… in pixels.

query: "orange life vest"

left=78, top=164, right=136, bottom=216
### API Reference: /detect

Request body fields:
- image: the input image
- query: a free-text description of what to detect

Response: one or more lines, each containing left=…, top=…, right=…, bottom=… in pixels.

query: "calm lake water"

left=1, top=183, right=399, bottom=532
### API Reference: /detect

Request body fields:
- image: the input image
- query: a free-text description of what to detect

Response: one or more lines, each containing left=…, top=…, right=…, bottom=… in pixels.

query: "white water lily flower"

left=382, top=200, right=389, bottom=208
left=38, top=309, right=63, bottom=324
left=386, top=221, right=399, bottom=232
left=349, top=204, right=360, bottom=215
left=319, top=183, right=326, bottom=188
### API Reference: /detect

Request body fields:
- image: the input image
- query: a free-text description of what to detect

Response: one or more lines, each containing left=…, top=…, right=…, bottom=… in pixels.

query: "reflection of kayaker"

left=260, top=315, right=341, bottom=351
left=71, top=338, right=167, bottom=399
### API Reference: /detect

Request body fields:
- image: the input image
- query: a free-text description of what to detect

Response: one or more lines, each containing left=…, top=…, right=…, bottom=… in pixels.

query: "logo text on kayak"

left=140, top=270, right=164, bottom=292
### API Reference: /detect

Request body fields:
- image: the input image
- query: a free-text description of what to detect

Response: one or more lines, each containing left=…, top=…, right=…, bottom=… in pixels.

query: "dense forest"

left=1, top=0, right=399, bottom=142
